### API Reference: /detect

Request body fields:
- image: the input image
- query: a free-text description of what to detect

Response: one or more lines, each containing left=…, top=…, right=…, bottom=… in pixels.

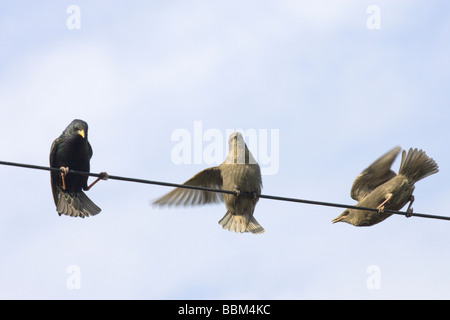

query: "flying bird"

left=50, top=119, right=108, bottom=218
left=153, top=132, right=264, bottom=234
left=332, top=146, right=439, bottom=226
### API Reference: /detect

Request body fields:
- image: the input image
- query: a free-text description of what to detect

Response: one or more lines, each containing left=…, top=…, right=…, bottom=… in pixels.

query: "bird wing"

left=153, top=166, right=224, bottom=206
left=351, top=146, right=401, bottom=201
left=49, top=137, right=61, bottom=206
left=88, top=140, right=93, bottom=159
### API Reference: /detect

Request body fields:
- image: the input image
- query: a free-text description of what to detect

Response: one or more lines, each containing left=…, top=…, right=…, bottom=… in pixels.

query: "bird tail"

left=398, top=148, right=439, bottom=184
left=218, top=211, right=265, bottom=234
left=56, top=189, right=101, bottom=218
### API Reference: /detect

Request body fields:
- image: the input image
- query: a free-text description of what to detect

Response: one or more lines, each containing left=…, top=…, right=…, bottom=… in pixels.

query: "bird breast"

left=220, top=163, right=261, bottom=193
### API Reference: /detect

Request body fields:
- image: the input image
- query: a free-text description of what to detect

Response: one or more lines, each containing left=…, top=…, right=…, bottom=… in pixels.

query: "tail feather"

left=56, top=189, right=101, bottom=218
left=247, top=216, right=265, bottom=234
left=398, top=148, right=439, bottom=183
left=218, top=211, right=265, bottom=234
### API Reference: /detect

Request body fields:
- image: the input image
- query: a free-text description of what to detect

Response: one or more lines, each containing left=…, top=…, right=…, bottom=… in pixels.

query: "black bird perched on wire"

left=50, top=119, right=108, bottom=218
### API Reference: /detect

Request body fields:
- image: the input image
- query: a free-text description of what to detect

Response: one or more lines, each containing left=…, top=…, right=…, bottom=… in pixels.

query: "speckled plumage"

left=332, top=147, right=439, bottom=226
left=153, top=132, right=264, bottom=234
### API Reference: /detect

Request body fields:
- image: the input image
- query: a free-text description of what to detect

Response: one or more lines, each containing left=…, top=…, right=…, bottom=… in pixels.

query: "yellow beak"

left=77, top=129, right=85, bottom=139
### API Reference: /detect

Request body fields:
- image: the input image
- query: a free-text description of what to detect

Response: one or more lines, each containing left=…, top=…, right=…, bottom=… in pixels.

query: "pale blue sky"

left=0, top=1, right=449, bottom=299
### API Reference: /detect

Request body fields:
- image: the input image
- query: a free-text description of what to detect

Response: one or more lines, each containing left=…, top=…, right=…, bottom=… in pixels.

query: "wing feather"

left=351, top=146, right=401, bottom=201
left=153, top=166, right=224, bottom=206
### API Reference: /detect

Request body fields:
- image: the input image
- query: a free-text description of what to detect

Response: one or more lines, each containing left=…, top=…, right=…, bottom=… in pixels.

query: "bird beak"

left=331, top=216, right=343, bottom=224
left=77, top=129, right=85, bottom=139
left=331, top=210, right=350, bottom=224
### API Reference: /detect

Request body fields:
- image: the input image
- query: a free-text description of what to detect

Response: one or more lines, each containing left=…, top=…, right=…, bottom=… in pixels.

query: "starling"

left=332, top=147, right=439, bottom=226
left=153, top=132, right=264, bottom=234
left=50, top=119, right=107, bottom=218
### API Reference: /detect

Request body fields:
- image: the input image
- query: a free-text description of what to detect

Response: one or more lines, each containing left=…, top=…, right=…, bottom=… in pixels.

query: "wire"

left=1, top=159, right=449, bottom=222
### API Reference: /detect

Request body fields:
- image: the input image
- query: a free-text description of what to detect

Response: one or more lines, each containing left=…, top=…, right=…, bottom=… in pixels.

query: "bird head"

left=225, top=131, right=258, bottom=165
left=65, top=119, right=89, bottom=140
left=331, top=209, right=350, bottom=224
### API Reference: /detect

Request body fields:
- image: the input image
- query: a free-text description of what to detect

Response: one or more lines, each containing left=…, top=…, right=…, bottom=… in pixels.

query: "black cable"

left=1, top=160, right=449, bottom=221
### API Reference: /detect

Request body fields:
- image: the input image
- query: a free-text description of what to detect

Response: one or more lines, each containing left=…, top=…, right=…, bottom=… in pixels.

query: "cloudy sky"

left=0, top=1, right=449, bottom=299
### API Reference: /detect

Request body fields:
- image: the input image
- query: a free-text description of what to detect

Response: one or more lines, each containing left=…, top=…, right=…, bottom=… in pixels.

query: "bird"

left=153, top=131, right=264, bottom=234
left=332, top=146, right=439, bottom=226
left=50, top=119, right=108, bottom=218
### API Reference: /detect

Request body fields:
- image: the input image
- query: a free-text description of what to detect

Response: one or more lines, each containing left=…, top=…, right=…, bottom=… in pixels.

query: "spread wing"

left=153, top=166, right=224, bottom=206
left=351, top=146, right=401, bottom=201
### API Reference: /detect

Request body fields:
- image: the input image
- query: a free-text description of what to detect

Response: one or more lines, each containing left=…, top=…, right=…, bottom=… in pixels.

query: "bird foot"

left=406, top=207, right=414, bottom=218
left=377, top=193, right=393, bottom=213
left=60, top=167, right=69, bottom=190
left=100, top=172, right=109, bottom=181
left=233, top=189, right=241, bottom=207
left=86, top=171, right=109, bottom=190
left=405, top=195, right=415, bottom=218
